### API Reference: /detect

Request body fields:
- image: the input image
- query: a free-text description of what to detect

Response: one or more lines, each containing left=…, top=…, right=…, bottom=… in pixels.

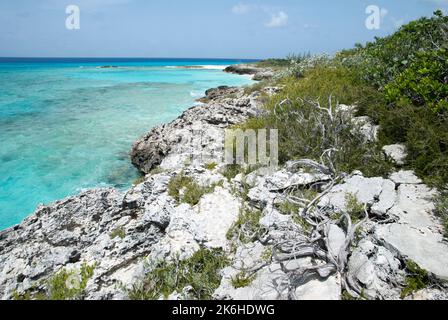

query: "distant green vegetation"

left=254, top=53, right=311, bottom=70
left=128, top=249, right=229, bottom=300
left=244, top=11, right=448, bottom=187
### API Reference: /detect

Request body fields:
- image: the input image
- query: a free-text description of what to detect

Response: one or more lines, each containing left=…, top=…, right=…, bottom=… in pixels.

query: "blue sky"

left=0, top=0, right=447, bottom=59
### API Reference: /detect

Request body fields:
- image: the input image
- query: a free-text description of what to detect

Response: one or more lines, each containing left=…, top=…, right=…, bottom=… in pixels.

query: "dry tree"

left=264, top=96, right=369, bottom=298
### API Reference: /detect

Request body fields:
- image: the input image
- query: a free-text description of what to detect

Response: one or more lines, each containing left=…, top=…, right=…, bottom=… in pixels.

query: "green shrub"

left=110, top=226, right=126, bottom=239
left=222, top=164, right=243, bottom=181
left=342, top=11, right=448, bottom=89
left=47, top=262, right=95, bottom=300
left=168, top=173, right=218, bottom=206
left=244, top=79, right=271, bottom=95
left=242, top=73, right=392, bottom=178
left=255, top=53, right=311, bottom=70
left=277, top=200, right=313, bottom=233
left=385, top=49, right=448, bottom=113
left=227, top=208, right=262, bottom=244
left=333, top=11, right=448, bottom=187
left=401, top=260, right=430, bottom=299
left=374, top=99, right=448, bottom=187
left=205, top=162, right=218, bottom=170
left=275, top=65, right=384, bottom=112
left=14, top=262, right=96, bottom=300
left=345, top=193, right=365, bottom=223
left=128, top=249, right=229, bottom=300
left=231, top=272, right=256, bottom=289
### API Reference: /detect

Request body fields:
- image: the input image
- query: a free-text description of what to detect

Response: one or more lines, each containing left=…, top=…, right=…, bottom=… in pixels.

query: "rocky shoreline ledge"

left=1, top=66, right=448, bottom=300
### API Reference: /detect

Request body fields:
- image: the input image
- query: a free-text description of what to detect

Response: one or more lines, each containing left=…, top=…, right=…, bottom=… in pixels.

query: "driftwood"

left=269, top=98, right=368, bottom=298
left=231, top=97, right=369, bottom=299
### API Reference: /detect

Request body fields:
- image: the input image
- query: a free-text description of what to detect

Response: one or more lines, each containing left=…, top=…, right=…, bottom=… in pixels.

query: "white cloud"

left=265, top=11, right=288, bottom=28
left=232, top=3, right=254, bottom=15
left=380, top=8, right=388, bottom=19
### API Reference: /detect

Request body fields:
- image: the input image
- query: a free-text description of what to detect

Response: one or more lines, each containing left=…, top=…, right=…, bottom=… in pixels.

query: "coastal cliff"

left=1, top=63, right=448, bottom=301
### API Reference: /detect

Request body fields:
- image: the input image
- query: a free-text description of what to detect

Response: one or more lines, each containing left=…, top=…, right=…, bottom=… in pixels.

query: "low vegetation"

left=337, top=11, right=448, bottom=186
left=345, top=193, right=366, bottom=224
left=128, top=249, right=228, bottom=300
left=401, top=260, right=430, bottom=299
left=204, top=162, right=218, bottom=170
left=231, top=272, right=257, bottom=289
left=168, top=173, right=221, bottom=206
left=109, top=226, right=126, bottom=239
left=435, top=191, right=448, bottom=237
left=241, top=70, right=392, bottom=177
left=226, top=207, right=262, bottom=244
left=14, top=262, right=95, bottom=300
left=247, top=11, right=447, bottom=188
left=277, top=200, right=312, bottom=233
left=254, top=53, right=311, bottom=70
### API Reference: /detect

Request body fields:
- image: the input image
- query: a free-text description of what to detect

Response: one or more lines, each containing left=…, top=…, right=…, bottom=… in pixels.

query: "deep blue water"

left=0, top=58, right=256, bottom=230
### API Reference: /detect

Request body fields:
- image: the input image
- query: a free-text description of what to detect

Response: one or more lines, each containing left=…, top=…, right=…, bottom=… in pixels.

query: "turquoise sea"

left=0, top=58, right=256, bottom=230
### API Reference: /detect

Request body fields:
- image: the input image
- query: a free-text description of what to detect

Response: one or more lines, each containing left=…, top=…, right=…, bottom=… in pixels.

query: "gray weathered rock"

left=389, top=170, right=423, bottom=185
left=224, top=64, right=274, bottom=81
left=197, top=86, right=241, bottom=103
left=375, top=223, right=448, bottom=281
left=352, top=116, right=379, bottom=143
left=0, top=188, right=166, bottom=300
left=150, top=187, right=241, bottom=261
left=319, top=175, right=396, bottom=215
left=348, top=239, right=403, bottom=299
left=131, top=96, right=262, bottom=173
left=383, top=144, right=407, bottom=165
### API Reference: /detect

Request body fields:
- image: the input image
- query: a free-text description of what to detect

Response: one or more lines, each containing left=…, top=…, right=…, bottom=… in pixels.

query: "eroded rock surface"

left=131, top=90, right=266, bottom=174
left=1, top=69, right=447, bottom=301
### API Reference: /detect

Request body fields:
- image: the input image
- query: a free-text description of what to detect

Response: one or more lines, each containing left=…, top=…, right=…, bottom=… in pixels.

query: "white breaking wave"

left=165, top=65, right=229, bottom=70
left=190, top=90, right=203, bottom=98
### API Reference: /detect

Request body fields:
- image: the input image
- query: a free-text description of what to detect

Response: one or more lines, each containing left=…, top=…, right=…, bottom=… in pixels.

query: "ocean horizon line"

left=0, top=57, right=261, bottom=62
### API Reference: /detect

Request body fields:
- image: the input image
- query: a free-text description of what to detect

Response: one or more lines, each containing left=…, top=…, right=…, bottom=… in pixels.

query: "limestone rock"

left=214, top=243, right=341, bottom=301
left=319, top=175, right=396, bottom=215
left=224, top=64, right=274, bottom=80
left=375, top=223, right=448, bottom=281
left=0, top=188, right=165, bottom=300
left=383, top=144, right=407, bottom=165
left=131, top=98, right=261, bottom=174
left=150, top=187, right=241, bottom=261
left=352, top=116, right=379, bottom=142
left=348, top=239, right=403, bottom=299
left=197, top=86, right=241, bottom=103
left=389, top=170, right=423, bottom=185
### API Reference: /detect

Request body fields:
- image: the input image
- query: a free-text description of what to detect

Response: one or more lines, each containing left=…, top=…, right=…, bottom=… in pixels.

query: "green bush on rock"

left=128, top=249, right=229, bottom=300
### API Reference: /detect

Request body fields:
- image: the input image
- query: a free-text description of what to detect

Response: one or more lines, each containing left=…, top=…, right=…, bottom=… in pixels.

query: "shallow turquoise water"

left=0, top=58, right=255, bottom=230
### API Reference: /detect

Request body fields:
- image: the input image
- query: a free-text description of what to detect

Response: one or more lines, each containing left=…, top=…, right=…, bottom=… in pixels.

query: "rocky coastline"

left=1, top=65, right=448, bottom=301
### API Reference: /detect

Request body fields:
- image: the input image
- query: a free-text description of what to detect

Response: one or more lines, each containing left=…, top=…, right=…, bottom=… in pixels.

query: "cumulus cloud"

left=265, top=11, right=288, bottom=28
left=231, top=3, right=254, bottom=15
